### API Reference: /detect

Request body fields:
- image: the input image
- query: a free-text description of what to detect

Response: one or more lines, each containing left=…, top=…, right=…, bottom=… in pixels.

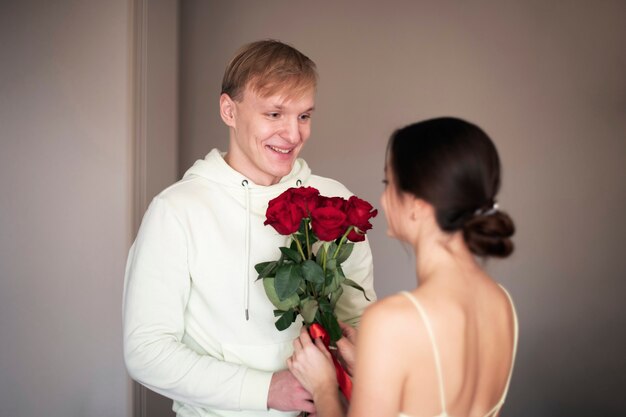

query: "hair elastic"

left=475, top=201, right=499, bottom=217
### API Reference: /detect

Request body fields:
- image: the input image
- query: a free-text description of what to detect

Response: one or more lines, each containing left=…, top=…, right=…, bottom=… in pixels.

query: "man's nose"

left=280, top=117, right=301, bottom=143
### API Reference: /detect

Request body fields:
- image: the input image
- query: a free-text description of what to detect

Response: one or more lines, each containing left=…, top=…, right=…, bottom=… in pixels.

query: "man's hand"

left=267, top=369, right=316, bottom=414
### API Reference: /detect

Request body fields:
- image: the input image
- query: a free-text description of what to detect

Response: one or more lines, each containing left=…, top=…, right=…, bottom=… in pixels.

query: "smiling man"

left=123, top=40, right=376, bottom=417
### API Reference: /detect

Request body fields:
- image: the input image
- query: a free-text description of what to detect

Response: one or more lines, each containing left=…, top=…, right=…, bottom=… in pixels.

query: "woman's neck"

left=413, top=224, right=479, bottom=287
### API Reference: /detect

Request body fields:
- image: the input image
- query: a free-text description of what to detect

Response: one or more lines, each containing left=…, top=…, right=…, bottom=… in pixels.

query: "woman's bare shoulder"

left=359, top=291, right=429, bottom=343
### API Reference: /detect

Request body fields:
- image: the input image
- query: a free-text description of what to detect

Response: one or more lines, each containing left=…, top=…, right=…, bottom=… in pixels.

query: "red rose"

left=310, top=206, right=347, bottom=241
left=264, top=195, right=306, bottom=235
left=318, top=196, right=347, bottom=211
left=346, top=228, right=365, bottom=242
left=290, top=186, right=321, bottom=215
left=345, top=196, right=378, bottom=242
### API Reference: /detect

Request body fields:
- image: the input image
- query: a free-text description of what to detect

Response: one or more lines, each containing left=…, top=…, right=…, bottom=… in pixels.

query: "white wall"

left=178, top=1, right=626, bottom=416
left=0, top=1, right=132, bottom=416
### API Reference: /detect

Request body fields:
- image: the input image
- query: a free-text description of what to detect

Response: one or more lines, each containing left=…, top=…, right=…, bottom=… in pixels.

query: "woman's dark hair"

left=388, top=117, right=515, bottom=257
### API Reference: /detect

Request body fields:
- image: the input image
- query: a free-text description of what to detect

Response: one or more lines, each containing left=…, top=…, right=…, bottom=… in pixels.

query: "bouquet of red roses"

left=256, top=186, right=377, bottom=400
left=256, top=186, right=377, bottom=340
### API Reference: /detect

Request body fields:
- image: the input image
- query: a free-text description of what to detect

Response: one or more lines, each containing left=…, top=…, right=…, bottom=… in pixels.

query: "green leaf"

left=280, top=247, right=301, bottom=263
left=334, top=243, right=354, bottom=264
left=343, top=278, right=371, bottom=301
left=318, top=298, right=333, bottom=313
left=263, top=278, right=300, bottom=310
left=336, top=265, right=346, bottom=278
left=323, top=268, right=341, bottom=296
left=276, top=253, right=286, bottom=268
left=297, top=279, right=307, bottom=295
left=300, top=298, right=318, bottom=324
left=319, top=311, right=342, bottom=342
left=302, top=260, right=324, bottom=284
left=326, top=258, right=337, bottom=271
left=275, top=309, right=296, bottom=331
left=315, top=245, right=327, bottom=267
left=255, top=261, right=278, bottom=280
left=312, top=278, right=324, bottom=295
left=255, top=261, right=272, bottom=275
left=275, top=264, right=302, bottom=300
left=298, top=218, right=309, bottom=234
left=330, top=286, right=344, bottom=309
left=327, top=242, right=338, bottom=259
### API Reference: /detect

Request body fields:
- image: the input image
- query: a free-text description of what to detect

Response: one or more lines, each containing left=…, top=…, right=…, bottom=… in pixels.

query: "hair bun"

left=462, top=211, right=515, bottom=258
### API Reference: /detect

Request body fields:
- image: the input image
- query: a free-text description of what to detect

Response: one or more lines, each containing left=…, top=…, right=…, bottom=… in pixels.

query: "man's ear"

left=219, top=93, right=236, bottom=127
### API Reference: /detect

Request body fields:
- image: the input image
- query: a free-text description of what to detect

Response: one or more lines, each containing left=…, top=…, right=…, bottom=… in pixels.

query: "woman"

left=288, top=117, right=518, bottom=417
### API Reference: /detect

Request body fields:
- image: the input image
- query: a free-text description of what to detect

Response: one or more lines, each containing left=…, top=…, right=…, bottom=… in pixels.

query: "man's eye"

left=299, top=114, right=311, bottom=121
left=267, top=112, right=280, bottom=118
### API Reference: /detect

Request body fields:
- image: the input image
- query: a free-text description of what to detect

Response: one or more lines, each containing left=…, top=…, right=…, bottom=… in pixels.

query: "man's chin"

left=268, top=158, right=296, bottom=173
left=272, top=168, right=293, bottom=181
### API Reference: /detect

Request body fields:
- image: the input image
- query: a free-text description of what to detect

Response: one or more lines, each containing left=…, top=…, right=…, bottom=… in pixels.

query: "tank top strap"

left=401, top=291, right=447, bottom=415
left=482, top=285, right=519, bottom=417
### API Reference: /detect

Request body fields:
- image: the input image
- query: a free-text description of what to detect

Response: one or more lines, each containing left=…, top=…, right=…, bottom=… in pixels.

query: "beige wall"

left=0, top=1, right=133, bottom=416
left=179, top=1, right=626, bottom=415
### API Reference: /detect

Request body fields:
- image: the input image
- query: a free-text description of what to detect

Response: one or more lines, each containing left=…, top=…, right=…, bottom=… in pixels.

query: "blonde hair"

left=221, top=39, right=318, bottom=101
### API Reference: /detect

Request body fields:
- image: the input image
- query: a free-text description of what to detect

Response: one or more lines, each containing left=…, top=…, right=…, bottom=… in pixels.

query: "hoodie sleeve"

left=123, top=196, right=272, bottom=411
left=334, top=235, right=377, bottom=327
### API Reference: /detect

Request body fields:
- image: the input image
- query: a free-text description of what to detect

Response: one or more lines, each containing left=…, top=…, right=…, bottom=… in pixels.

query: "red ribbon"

left=308, top=323, right=353, bottom=402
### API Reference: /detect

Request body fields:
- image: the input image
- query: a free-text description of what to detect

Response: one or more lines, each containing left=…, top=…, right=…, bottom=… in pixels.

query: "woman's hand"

left=336, top=321, right=357, bottom=376
left=288, top=327, right=338, bottom=396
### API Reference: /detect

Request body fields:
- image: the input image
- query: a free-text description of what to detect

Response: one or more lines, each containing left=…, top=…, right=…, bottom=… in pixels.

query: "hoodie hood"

left=183, top=148, right=312, bottom=191
left=182, top=148, right=311, bottom=321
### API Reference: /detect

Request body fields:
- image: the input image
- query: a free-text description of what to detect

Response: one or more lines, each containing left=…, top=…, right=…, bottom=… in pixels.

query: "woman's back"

left=289, top=117, right=519, bottom=417
left=394, top=274, right=517, bottom=417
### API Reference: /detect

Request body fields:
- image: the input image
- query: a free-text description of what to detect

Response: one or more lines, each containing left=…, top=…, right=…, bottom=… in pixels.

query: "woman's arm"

left=348, top=301, right=406, bottom=417
left=288, top=298, right=409, bottom=417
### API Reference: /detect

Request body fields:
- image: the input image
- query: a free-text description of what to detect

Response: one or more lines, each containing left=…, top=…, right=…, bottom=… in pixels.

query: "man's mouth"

left=267, top=145, right=292, bottom=154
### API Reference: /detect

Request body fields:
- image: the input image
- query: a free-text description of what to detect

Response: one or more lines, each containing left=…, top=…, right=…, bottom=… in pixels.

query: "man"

left=123, top=40, right=376, bottom=417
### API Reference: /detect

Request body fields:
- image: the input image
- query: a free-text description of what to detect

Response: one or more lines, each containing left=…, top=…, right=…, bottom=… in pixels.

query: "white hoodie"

left=123, top=149, right=376, bottom=417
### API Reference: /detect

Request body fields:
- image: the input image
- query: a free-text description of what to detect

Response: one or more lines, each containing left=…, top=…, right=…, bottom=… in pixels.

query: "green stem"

left=309, top=280, right=317, bottom=299
left=304, top=219, right=312, bottom=259
left=320, top=243, right=329, bottom=296
left=333, top=226, right=354, bottom=259
left=292, top=235, right=306, bottom=261
left=322, top=242, right=328, bottom=271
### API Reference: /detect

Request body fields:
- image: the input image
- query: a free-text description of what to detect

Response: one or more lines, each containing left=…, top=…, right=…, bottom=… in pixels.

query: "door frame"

left=130, top=0, right=179, bottom=416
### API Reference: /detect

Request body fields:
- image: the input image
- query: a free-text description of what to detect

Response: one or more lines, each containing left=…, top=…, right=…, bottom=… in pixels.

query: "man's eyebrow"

left=295, top=106, right=315, bottom=113
left=267, top=104, right=315, bottom=112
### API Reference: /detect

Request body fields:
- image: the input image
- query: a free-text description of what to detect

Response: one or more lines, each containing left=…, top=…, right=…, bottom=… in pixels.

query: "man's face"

left=221, top=85, right=315, bottom=186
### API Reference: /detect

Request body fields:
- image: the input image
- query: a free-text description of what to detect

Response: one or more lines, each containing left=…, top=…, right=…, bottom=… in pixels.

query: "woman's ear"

left=219, top=93, right=236, bottom=127
left=410, top=197, right=432, bottom=221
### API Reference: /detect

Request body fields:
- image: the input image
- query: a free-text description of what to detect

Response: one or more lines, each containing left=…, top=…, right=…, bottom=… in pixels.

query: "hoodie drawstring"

left=241, top=179, right=251, bottom=321
left=240, top=177, right=303, bottom=321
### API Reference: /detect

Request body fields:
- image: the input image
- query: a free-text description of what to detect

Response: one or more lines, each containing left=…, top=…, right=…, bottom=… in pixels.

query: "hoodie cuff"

left=239, top=368, right=272, bottom=411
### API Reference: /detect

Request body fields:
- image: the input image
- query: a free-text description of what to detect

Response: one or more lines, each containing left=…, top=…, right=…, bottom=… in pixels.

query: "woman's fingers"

left=314, top=337, right=333, bottom=361
left=299, top=326, right=313, bottom=346
left=292, top=337, right=302, bottom=353
left=338, top=320, right=357, bottom=343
